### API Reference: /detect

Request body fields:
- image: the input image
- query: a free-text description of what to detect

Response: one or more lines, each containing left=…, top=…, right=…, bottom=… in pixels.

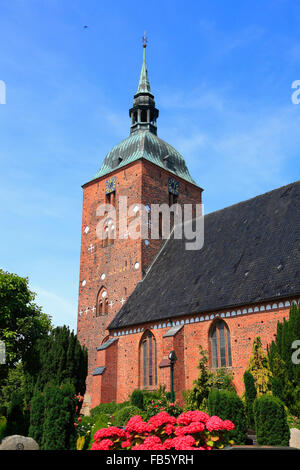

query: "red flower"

left=121, top=440, right=131, bottom=448
left=91, top=439, right=113, bottom=450
left=175, top=421, right=205, bottom=435
left=206, top=416, right=225, bottom=432
left=223, top=420, right=235, bottom=431
left=94, top=426, right=127, bottom=440
left=177, top=411, right=210, bottom=425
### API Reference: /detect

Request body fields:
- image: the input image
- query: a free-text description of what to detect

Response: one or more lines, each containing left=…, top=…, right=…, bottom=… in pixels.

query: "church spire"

left=136, top=37, right=151, bottom=94
left=129, top=33, right=159, bottom=135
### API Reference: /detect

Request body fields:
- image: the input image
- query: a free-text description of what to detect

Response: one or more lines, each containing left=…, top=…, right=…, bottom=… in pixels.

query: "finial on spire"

left=142, top=31, right=148, bottom=48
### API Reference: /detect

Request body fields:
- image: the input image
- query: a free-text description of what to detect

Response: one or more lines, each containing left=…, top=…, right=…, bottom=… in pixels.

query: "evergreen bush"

left=208, top=389, right=248, bottom=444
left=41, top=383, right=77, bottom=450
left=253, top=394, right=290, bottom=446
left=243, top=371, right=257, bottom=429
left=112, top=405, right=142, bottom=427
left=28, top=390, right=45, bottom=446
left=130, top=389, right=144, bottom=410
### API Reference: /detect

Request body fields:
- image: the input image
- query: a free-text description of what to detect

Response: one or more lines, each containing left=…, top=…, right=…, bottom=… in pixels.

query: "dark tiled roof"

left=109, top=181, right=300, bottom=330
left=96, top=338, right=118, bottom=351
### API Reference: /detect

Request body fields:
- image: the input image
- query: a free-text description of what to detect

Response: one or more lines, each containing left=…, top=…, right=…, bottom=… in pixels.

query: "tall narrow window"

left=140, top=331, right=157, bottom=388
left=210, top=320, right=232, bottom=368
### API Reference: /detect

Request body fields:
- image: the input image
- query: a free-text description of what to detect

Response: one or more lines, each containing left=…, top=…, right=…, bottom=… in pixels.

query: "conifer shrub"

left=253, top=394, right=290, bottom=446
left=208, top=389, right=248, bottom=444
left=28, top=390, right=45, bottom=446
left=130, top=389, right=144, bottom=410
left=112, top=406, right=142, bottom=427
left=243, top=371, right=257, bottom=429
left=41, top=383, right=77, bottom=450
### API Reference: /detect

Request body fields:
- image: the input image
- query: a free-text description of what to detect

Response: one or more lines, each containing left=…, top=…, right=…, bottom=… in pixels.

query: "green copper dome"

left=92, top=130, right=197, bottom=184
left=90, top=44, right=197, bottom=186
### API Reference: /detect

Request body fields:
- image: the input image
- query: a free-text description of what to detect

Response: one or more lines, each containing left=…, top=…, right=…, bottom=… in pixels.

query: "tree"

left=184, top=346, right=212, bottom=410
left=0, top=269, right=51, bottom=384
left=246, top=337, right=272, bottom=395
left=24, top=325, right=88, bottom=403
left=267, top=304, right=300, bottom=412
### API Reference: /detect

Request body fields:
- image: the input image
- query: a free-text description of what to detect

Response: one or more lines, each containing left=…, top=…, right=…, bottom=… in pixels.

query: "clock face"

left=105, top=176, right=117, bottom=194
left=168, top=177, right=179, bottom=196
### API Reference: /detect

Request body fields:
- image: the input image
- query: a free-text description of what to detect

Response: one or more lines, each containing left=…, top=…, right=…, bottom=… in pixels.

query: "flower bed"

left=90, top=410, right=234, bottom=450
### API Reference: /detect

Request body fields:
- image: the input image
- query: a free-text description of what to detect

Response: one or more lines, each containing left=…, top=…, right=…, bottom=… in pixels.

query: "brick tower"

left=77, top=42, right=203, bottom=412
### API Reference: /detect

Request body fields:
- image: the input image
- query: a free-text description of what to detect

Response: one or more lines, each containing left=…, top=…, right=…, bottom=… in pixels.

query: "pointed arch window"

left=96, top=287, right=109, bottom=316
left=210, top=320, right=232, bottom=368
left=140, top=331, right=157, bottom=388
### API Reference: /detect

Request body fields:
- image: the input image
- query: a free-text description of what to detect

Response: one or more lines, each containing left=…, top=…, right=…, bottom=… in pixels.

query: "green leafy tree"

left=0, top=362, right=25, bottom=415
left=246, top=337, right=272, bottom=395
left=0, top=270, right=51, bottom=383
left=184, top=346, right=212, bottom=410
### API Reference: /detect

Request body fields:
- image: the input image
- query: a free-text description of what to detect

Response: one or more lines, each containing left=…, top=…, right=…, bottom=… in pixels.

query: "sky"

left=0, top=0, right=300, bottom=332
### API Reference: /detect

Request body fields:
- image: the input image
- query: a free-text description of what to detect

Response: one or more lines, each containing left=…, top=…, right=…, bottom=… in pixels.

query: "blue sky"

left=0, top=0, right=299, bottom=332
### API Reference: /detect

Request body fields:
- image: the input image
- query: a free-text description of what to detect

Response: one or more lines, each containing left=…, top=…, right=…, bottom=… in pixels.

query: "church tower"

left=77, top=40, right=203, bottom=411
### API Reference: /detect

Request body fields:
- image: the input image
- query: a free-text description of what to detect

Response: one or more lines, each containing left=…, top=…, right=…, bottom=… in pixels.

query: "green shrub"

left=90, top=401, right=129, bottom=417
left=253, top=395, right=290, bottom=446
left=88, top=412, right=111, bottom=449
left=90, top=402, right=119, bottom=417
left=41, top=383, right=77, bottom=450
left=130, top=389, right=144, bottom=410
left=28, top=390, right=45, bottom=446
left=0, top=416, right=7, bottom=440
left=271, top=376, right=284, bottom=403
left=208, top=389, right=248, bottom=444
left=243, top=371, right=257, bottom=429
left=112, top=406, right=142, bottom=427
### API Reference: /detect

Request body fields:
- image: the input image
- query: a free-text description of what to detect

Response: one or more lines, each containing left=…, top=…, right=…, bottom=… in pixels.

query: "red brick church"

left=77, top=44, right=300, bottom=414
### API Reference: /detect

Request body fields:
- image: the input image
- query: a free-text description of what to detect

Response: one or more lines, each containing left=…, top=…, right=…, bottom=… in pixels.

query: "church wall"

left=105, top=301, right=293, bottom=405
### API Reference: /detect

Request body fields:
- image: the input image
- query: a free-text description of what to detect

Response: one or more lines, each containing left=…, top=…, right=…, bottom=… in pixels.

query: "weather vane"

left=142, top=31, right=148, bottom=48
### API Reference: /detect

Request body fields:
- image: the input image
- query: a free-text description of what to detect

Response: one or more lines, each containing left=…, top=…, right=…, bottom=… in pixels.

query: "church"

left=77, top=43, right=300, bottom=414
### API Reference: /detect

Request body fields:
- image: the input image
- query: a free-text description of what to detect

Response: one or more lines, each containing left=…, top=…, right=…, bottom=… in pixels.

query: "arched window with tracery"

left=96, top=287, right=109, bottom=316
left=139, top=331, right=157, bottom=388
left=210, top=320, right=232, bottom=368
